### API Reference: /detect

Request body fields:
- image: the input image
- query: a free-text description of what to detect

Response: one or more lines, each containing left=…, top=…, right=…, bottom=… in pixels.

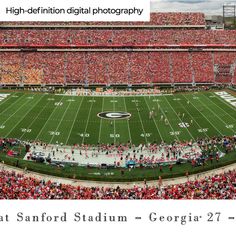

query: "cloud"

left=151, top=0, right=226, bottom=15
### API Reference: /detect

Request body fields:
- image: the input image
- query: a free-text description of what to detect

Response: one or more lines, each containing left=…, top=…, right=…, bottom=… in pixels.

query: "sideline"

left=0, top=162, right=236, bottom=189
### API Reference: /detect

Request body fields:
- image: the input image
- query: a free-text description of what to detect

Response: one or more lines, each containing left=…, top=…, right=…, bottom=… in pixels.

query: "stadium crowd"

left=0, top=168, right=236, bottom=199
left=0, top=12, right=235, bottom=85
left=1, top=12, right=236, bottom=199
left=1, top=51, right=236, bottom=85
left=2, top=135, right=235, bottom=168
left=0, top=10, right=235, bottom=85
left=0, top=135, right=236, bottom=199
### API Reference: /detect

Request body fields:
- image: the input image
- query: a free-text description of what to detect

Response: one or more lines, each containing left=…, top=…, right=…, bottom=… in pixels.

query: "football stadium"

left=0, top=12, right=236, bottom=199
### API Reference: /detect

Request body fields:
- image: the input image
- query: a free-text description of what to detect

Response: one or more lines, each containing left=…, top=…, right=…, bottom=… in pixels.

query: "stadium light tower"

left=223, top=3, right=236, bottom=26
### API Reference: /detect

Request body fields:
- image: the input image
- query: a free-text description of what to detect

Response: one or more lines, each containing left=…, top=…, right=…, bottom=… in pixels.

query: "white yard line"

left=197, top=95, right=235, bottom=133
left=65, top=97, right=84, bottom=145
left=213, top=92, right=236, bottom=111
left=0, top=93, right=18, bottom=108
left=0, top=94, right=35, bottom=128
left=0, top=93, right=27, bottom=117
left=206, top=93, right=236, bottom=122
left=5, top=94, right=41, bottom=137
left=163, top=96, right=195, bottom=141
left=179, top=95, right=212, bottom=138
left=49, top=100, right=73, bottom=144
left=112, top=96, right=116, bottom=144
left=98, top=97, right=104, bottom=143
left=35, top=96, right=65, bottom=140
left=153, top=98, right=180, bottom=141
left=184, top=94, right=224, bottom=136
left=123, top=97, right=132, bottom=144
left=181, top=94, right=221, bottom=152
left=81, top=98, right=94, bottom=144
left=144, top=97, right=164, bottom=142
left=132, top=97, right=148, bottom=144
left=19, top=96, right=52, bottom=140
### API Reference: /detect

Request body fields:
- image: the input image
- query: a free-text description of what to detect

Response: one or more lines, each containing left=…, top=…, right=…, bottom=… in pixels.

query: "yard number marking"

left=170, top=131, right=180, bottom=136
left=140, top=133, right=151, bottom=137
left=21, top=128, right=31, bottom=133
left=54, top=102, right=63, bottom=106
left=49, top=131, right=60, bottom=136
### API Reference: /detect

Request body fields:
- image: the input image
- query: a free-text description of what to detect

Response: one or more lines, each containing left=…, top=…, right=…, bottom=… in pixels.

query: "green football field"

left=0, top=90, right=235, bottom=145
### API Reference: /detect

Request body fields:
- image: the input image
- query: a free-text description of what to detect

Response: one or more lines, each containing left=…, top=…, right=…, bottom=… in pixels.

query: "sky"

left=151, top=0, right=232, bottom=15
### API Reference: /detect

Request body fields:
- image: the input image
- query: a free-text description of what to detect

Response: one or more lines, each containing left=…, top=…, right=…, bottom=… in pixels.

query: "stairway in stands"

left=189, top=52, right=195, bottom=85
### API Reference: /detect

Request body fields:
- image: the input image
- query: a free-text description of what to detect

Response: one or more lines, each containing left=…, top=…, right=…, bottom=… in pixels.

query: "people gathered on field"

left=0, top=135, right=236, bottom=199
left=0, top=135, right=236, bottom=167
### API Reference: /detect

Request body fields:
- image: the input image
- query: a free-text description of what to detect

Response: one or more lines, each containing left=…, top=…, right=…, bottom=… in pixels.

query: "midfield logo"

left=97, top=112, right=131, bottom=120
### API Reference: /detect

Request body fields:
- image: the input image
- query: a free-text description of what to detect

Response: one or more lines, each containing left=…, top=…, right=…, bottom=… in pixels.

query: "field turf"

left=0, top=91, right=235, bottom=145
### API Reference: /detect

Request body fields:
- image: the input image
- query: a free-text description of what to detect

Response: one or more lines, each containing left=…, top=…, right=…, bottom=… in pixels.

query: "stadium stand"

left=0, top=169, right=236, bottom=199
left=191, top=52, right=215, bottom=83
left=1, top=51, right=236, bottom=85
left=214, top=52, right=236, bottom=84
left=0, top=12, right=236, bottom=85
left=171, top=52, right=193, bottom=83
left=1, top=12, right=236, bottom=200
